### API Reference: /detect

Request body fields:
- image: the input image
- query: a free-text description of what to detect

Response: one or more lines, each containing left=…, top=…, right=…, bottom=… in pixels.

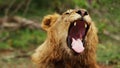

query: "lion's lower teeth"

left=74, top=22, right=76, bottom=26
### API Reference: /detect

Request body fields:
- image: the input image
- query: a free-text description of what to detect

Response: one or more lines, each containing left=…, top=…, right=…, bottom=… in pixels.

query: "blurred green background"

left=0, top=0, right=120, bottom=68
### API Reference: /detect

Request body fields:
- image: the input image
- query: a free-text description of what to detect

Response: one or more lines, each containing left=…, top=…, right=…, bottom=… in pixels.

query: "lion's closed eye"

left=65, top=12, right=69, bottom=15
left=64, top=9, right=73, bottom=15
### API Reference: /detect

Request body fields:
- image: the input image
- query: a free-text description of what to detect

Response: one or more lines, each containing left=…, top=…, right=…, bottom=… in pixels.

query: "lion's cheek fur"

left=47, top=25, right=71, bottom=56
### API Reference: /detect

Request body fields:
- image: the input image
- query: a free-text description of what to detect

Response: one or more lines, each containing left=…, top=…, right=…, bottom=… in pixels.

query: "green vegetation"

left=0, top=0, right=120, bottom=68
left=0, top=29, right=46, bottom=50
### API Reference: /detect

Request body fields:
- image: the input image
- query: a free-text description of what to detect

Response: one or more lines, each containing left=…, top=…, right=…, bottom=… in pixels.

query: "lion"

left=32, top=9, right=99, bottom=68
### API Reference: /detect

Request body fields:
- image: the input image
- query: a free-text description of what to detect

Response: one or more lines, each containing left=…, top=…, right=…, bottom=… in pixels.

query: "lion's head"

left=41, top=9, right=98, bottom=55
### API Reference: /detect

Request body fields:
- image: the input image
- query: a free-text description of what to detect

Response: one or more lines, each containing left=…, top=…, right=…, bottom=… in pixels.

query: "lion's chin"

left=67, top=19, right=89, bottom=54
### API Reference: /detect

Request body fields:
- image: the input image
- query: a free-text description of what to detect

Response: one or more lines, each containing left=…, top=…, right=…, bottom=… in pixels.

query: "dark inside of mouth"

left=67, top=20, right=89, bottom=48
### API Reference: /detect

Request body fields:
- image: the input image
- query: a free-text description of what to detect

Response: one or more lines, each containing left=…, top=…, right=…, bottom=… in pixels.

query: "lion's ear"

left=41, top=13, right=60, bottom=31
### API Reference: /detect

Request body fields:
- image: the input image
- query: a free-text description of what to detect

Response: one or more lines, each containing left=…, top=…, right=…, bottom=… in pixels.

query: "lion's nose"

left=76, top=9, right=88, bottom=17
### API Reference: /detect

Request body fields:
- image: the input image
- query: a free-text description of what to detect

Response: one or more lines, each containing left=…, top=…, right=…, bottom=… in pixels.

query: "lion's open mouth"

left=67, top=19, right=89, bottom=53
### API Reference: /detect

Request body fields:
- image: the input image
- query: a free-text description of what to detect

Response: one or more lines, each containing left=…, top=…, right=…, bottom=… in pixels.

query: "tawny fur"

left=32, top=9, right=99, bottom=68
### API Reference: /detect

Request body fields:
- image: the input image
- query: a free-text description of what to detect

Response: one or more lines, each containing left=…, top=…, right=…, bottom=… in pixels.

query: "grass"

left=96, top=31, right=120, bottom=68
left=97, top=42, right=120, bottom=65
left=0, top=57, right=36, bottom=68
left=0, top=29, right=46, bottom=50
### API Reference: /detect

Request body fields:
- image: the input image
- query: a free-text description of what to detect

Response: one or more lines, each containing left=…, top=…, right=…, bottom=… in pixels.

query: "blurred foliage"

left=0, top=0, right=120, bottom=67
left=0, top=0, right=75, bottom=17
left=0, top=29, right=46, bottom=50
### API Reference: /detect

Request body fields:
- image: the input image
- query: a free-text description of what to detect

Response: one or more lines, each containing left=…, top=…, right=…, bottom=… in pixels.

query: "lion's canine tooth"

left=74, top=22, right=76, bottom=26
left=85, top=24, right=87, bottom=28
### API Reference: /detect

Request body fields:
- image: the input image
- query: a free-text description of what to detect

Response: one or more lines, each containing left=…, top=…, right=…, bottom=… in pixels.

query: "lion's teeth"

left=74, top=22, right=76, bottom=26
left=85, top=24, right=87, bottom=28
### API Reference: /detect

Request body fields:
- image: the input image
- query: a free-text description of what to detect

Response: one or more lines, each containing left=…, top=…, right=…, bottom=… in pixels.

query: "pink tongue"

left=71, top=38, right=84, bottom=53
